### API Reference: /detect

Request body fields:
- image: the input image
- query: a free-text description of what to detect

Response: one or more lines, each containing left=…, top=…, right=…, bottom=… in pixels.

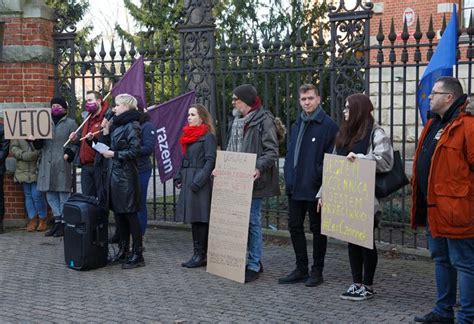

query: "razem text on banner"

left=207, top=150, right=257, bottom=283
left=3, top=107, right=52, bottom=139
left=147, top=91, right=196, bottom=183
left=321, top=153, right=376, bottom=249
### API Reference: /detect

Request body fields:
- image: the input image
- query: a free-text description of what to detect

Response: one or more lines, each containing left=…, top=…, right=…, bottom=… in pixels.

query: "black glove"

left=64, top=147, right=75, bottom=163
left=173, top=179, right=181, bottom=189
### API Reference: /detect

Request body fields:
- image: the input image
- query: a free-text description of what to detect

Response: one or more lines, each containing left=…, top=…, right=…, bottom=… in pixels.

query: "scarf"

left=227, top=109, right=257, bottom=152
left=293, top=106, right=322, bottom=168
left=179, top=124, right=209, bottom=154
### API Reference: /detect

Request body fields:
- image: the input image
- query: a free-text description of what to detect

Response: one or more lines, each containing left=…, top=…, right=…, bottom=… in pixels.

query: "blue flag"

left=417, top=5, right=458, bottom=125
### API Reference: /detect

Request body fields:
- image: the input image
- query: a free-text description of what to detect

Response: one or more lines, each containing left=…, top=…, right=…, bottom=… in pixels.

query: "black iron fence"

left=52, top=1, right=473, bottom=249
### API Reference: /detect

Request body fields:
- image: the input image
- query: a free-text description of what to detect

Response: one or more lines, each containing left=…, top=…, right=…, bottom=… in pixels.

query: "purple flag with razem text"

left=147, top=91, right=196, bottom=183
left=110, top=56, right=147, bottom=110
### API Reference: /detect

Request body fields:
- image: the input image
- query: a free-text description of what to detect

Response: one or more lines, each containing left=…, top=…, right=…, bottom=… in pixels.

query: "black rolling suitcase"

left=63, top=193, right=109, bottom=270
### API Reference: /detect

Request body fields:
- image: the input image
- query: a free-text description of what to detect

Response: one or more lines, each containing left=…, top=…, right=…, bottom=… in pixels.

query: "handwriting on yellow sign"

left=321, top=153, right=376, bottom=249
left=321, top=218, right=367, bottom=241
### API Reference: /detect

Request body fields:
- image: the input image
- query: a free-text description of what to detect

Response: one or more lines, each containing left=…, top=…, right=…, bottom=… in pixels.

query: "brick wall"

left=369, top=1, right=460, bottom=65
left=1, top=3, right=55, bottom=227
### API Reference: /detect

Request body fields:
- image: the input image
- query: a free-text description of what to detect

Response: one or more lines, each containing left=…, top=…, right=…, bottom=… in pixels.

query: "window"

left=463, top=0, right=474, bottom=27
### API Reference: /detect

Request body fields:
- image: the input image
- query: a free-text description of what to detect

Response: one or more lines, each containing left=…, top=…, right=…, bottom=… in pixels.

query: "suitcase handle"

left=93, top=223, right=106, bottom=247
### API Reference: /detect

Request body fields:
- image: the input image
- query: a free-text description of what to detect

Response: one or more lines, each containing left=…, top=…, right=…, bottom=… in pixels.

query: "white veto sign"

left=3, top=108, right=52, bottom=139
left=207, top=150, right=257, bottom=283
left=321, top=153, right=376, bottom=249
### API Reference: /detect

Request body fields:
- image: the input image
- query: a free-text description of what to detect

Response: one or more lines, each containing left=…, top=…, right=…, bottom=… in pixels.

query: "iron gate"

left=52, top=1, right=474, bottom=249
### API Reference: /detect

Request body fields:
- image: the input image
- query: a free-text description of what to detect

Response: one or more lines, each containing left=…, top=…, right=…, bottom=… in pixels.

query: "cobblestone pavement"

left=0, top=226, right=437, bottom=323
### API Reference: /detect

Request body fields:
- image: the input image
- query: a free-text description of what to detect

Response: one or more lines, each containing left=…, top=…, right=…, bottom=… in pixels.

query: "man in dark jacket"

left=227, top=84, right=280, bottom=283
left=0, top=123, right=10, bottom=234
left=279, top=84, right=338, bottom=286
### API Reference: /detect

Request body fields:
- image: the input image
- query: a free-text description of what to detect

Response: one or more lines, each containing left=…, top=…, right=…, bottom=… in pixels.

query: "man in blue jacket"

left=279, top=84, right=338, bottom=286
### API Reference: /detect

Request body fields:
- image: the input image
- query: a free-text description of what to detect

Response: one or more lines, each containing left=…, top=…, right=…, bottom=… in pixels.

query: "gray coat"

left=229, top=108, right=280, bottom=198
left=37, top=116, right=77, bottom=193
left=175, top=133, right=217, bottom=223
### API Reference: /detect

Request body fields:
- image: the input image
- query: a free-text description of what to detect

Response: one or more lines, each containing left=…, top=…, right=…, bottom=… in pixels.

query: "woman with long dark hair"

left=174, top=103, right=217, bottom=268
left=320, top=93, right=394, bottom=301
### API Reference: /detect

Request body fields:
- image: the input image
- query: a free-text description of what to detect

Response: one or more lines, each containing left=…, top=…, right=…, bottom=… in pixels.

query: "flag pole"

left=63, top=92, right=112, bottom=147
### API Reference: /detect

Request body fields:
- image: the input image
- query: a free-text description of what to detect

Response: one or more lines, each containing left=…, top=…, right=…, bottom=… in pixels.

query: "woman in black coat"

left=174, top=103, right=217, bottom=268
left=101, top=93, right=144, bottom=269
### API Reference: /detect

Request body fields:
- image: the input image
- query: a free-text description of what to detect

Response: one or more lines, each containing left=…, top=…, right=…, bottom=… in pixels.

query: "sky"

left=80, top=0, right=293, bottom=47
left=78, top=0, right=140, bottom=46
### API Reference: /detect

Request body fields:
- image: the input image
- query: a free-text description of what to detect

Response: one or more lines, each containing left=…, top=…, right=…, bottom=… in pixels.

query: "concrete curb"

left=147, top=220, right=431, bottom=260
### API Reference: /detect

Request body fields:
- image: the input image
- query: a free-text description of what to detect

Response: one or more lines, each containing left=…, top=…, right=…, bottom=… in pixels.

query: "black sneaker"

left=340, top=284, right=362, bottom=300
left=245, top=269, right=260, bottom=283
left=278, top=268, right=309, bottom=284
left=341, top=285, right=374, bottom=301
left=414, top=311, right=455, bottom=323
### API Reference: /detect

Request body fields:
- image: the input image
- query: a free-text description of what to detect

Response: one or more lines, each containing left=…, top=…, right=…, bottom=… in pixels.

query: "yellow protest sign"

left=321, top=153, right=376, bottom=249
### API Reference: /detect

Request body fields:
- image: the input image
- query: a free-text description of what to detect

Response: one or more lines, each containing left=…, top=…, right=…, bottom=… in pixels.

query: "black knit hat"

left=50, top=97, right=68, bottom=110
left=233, top=84, right=257, bottom=106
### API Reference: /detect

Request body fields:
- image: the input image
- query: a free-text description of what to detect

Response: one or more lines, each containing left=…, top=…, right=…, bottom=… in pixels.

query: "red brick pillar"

left=0, top=1, right=55, bottom=228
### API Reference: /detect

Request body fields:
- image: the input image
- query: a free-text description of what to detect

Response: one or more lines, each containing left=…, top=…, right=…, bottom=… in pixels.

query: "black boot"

left=181, top=240, right=198, bottom=267
left=0, top=220, right=4, bottom=234
left=122, top=245, right=145, bottom=269
left=53, top=219, right=64, bottom=238
left=185, top=241, right=207, bottom=268
left=45, top=217, right=60, bottom=237
left=110, top=241, right=130, bottom=264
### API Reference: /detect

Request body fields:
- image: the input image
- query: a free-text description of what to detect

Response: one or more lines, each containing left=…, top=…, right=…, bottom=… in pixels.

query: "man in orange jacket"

left=411, top=76, right=474, bottom=324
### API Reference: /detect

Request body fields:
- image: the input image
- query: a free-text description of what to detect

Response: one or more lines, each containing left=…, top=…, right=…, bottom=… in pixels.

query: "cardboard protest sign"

left=3, top=108, right=52, bottom=139
left=207, top=150, right=257, bottom=283
left=321, top=153, right=376, bottom=249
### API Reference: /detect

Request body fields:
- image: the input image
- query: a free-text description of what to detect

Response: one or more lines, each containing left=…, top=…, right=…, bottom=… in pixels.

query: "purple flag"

left=148, top=91, right=196, bottom=183
left=111, top=56, right=146, bottom=109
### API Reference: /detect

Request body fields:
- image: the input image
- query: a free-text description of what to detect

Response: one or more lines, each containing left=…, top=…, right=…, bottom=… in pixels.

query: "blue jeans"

left=46, top=191, right=70, bottom=218
left=22, top=183, right=47, bottom=219
left=428, top=231, right=474, bottom=323
left=137, top=169, right=152, bottom=236
left=247, top=198, right=262, bottom=272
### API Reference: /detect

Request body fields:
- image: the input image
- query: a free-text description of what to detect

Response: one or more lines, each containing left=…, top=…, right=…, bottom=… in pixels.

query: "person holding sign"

left=100, top=94, right=143, bottom=269
left=34, top=97, right=78, bottom=237
left=68, top=90, right=108, bottom=197
left=226, top=84, right=280, bottom=283
left=411, top=77, right=474, bottom=324
left=279, top=84, right=338, bottom=287
left=10, top=138, right=47, bottom=232
left=319, top=93, right=393, bottom=301
left=174, top=104, right=217, bottom=268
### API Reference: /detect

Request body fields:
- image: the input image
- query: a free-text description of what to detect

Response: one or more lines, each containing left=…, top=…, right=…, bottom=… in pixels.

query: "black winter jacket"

left=284, top=108, right=338, bottom=201
left=103, top=110, right=142, bottom=213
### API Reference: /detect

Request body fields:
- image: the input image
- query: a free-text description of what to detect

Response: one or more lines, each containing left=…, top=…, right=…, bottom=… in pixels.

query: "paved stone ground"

left=0, top=226, right=437, bottom=323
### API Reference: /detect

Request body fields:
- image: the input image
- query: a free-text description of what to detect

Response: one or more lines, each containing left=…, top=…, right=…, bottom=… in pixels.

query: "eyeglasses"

left=429, top=91, right=452, bottom=96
